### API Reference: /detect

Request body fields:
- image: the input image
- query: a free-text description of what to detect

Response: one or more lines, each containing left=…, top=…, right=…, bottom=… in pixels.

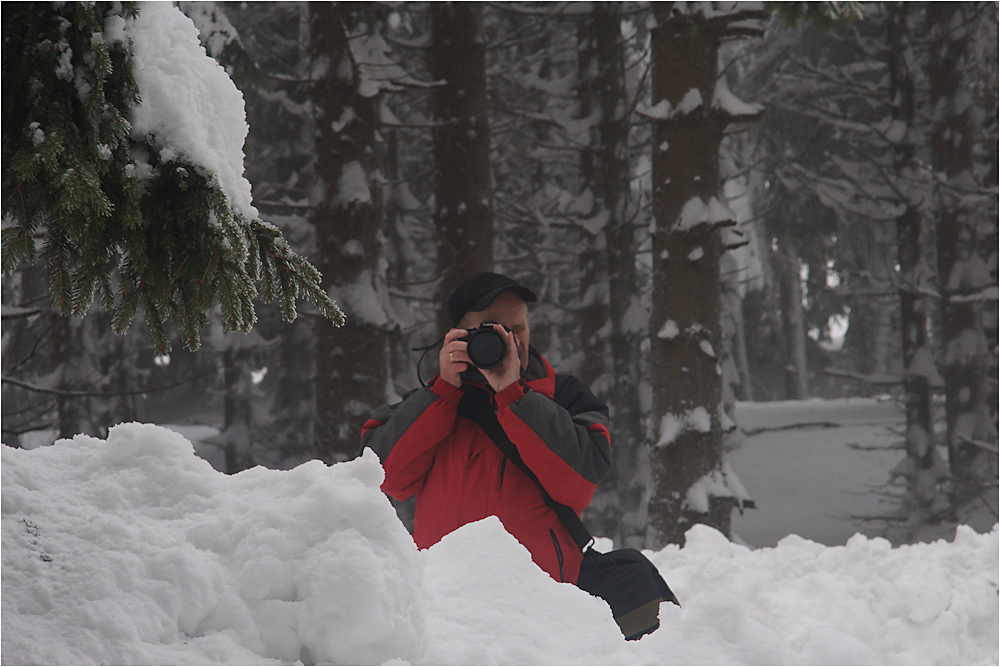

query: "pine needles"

left=2, top=2, right=343, bottom=355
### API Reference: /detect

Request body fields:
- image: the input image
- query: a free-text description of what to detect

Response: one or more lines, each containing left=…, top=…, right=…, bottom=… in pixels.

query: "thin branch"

left=2, top=367, right=220, bottom=398
left=819, top=366, right=907, bottom=387
left=486, top=2, right=592, bottom=19
left=8, top=317, right=60, bottom=372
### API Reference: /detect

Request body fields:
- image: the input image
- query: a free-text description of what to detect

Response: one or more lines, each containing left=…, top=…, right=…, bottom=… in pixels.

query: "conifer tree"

left=645, top=3, right=765, bottom=547
left=2, top=2, right=343, bottom=356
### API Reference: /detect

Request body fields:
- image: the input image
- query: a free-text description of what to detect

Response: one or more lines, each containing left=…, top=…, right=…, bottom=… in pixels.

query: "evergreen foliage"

left=2, top=2, right=343, bottom=355
left=770, top=1, right=865, bottom=32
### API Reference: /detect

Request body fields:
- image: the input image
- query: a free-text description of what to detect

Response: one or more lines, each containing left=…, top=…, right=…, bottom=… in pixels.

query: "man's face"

left=459, top=290, right=530, bottom=371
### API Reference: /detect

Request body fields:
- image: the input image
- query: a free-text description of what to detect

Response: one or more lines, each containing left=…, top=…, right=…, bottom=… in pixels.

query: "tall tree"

left=646, top=3, right=764, bottom=547
left=429, top=2, right=494, bottom=330
left=590, top=2, right=648, bottom=546
left=927, top=3, right=997, bottom=490
left=309, top=4, right=388, bottom=462
left=226, top=2, right=322, bottom=469
left=575, top=6, right=609, bottom=393
left=886, top=3, right=935, bottom=468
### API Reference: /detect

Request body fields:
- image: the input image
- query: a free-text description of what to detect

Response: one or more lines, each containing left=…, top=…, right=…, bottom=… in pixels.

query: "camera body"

left=462, top=322, right=506, bottom=369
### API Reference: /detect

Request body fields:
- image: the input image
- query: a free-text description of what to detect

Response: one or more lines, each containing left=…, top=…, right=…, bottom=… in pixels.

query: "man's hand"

left=440, top=329, right=471, bottom=388
left=440, top=325, right=521, bottom=393
left=479, top=324, right=521, bottom=394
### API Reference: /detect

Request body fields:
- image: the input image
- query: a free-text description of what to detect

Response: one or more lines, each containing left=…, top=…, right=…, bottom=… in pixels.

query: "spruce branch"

left=3, top=2, right=343, bottom=356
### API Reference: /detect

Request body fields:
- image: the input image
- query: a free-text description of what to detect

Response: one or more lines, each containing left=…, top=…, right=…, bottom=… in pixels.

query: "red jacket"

left=361, top=349, right=611, bottom=583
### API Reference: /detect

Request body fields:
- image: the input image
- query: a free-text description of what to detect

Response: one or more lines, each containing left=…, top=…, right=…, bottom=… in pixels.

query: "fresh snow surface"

left=3, top=423, right=997, bottom=665
left=730, top=398, right=997, bottom=548
left=127, top=3, right=257, bottom=219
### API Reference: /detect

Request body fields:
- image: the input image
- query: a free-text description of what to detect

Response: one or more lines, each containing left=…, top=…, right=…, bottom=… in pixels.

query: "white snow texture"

left=126, top=3, right=257, bottom=219
left=3, top=423, right=997, bottom=665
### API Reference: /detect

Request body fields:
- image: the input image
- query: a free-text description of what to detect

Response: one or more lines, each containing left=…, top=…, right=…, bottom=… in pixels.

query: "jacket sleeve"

left=493, top=375, right=611, bottom=514
left=360, top=375, right=464, bottom=501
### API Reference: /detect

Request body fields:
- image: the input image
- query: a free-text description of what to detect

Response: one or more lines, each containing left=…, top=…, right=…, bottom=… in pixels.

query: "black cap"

left=447, top=272, right=537, bottom=326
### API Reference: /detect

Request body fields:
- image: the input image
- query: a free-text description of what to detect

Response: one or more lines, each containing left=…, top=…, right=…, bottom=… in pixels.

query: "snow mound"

left=1, top=424, right=422, bottom=665
left=421, top=516, right=624, bottom=664
left=2, top=424, right=997, bottom=665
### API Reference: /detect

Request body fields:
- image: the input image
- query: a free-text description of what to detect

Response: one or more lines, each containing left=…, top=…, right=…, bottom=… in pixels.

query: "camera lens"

left=466, top=328, right=505, bottom=369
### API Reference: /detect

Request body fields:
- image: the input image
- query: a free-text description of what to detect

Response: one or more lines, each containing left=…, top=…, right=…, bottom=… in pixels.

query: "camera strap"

left=457, top=389, right=595, bottom=552
left=411, top=334, right=447, bottom=388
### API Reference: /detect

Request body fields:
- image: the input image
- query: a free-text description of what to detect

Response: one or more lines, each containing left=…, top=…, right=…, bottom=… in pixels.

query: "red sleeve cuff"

left=495, top=381, right=526, bottom=411
left=430, top=375, right=464, bottom=406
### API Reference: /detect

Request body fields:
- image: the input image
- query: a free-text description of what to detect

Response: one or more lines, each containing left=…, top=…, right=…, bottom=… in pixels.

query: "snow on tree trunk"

left=309, top=4, right=388, bottom=462
left=927, top=3, right=996, bottom=489
left=429, top=3, right=494, bottom=330
left=645, top=4, right=763, bottom=547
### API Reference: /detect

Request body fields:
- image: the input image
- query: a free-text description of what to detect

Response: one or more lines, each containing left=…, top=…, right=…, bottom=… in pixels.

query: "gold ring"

left=449, top=352, right=454, bottom=362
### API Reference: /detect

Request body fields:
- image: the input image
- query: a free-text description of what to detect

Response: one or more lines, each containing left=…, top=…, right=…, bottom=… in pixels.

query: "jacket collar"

left=522, top=346, right=555, bottom=398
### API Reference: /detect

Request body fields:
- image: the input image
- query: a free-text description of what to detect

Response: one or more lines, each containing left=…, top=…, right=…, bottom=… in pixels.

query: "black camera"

left=463, top=323, right=506, bottom=369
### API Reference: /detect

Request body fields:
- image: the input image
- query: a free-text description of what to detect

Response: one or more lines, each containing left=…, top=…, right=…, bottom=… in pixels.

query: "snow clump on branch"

left=126, top=3, right=257, bottom=219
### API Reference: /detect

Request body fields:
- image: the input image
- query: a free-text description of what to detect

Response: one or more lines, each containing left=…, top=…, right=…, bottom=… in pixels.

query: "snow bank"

left=1, top=424, right=422, bottom=665
left=3, top=425, right=997, bottom=665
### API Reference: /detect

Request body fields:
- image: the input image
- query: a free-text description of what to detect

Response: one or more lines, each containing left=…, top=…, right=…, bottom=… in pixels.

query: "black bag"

left=458, top=390, right=680, bottom=640
left=576, top=548, right=679, bottom=640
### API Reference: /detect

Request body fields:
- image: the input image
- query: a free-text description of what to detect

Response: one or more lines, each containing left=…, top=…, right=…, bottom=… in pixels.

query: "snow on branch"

left=2, top=3, right=344, bottom=356
left=655, top=408, right=713, bottom=448
left=674, top=196, right=738, bottom=232
left=713, top=79, right=763, bottom=123
left=683, top=461, right=754, bottom=514
left=128, top=3, right=256, bottom=219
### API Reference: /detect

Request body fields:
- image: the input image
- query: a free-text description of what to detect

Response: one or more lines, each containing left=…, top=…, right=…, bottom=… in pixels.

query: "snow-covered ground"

left=731, top=397, right=916, bottom=547
left=3, top=420, right=997, bottom=665
left=730, top=398, right=997, bottom=547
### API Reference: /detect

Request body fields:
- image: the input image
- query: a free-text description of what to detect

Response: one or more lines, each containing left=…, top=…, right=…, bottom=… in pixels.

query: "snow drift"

left=2, top=424, right=997, bottom=665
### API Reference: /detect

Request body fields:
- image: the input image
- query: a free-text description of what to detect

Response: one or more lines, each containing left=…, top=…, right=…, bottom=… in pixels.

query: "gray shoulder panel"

left=362, top=387, right=441, bottom=462
left=508, top=389, right=611, bottom=484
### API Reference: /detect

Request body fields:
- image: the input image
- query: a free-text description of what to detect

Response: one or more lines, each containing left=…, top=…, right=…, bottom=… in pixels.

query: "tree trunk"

left=52, top=314, right=89, bottom=439
left=591, top=1, right=648, bottom=547
left=887, top=4, right=934, bottom=466
left=310, top=4, right=387, bottom=462
left=570, top=1, right=645, bottom=545
left=576, top=9, right=608, bottom=392
left=429, top=3, right=494, bottom=331
left=786, top=242, right=809, bottom=399
left=927, top=3, right=993, bottom=487
left=734, top=294, right=753, bottom=402
left=222, top=344, right=253, bottom=473
left=647, top=5, right=729, bottom=547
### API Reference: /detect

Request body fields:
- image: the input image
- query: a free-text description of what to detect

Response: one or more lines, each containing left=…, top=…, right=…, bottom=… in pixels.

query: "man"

left=361, top=272, right=612, bottom=585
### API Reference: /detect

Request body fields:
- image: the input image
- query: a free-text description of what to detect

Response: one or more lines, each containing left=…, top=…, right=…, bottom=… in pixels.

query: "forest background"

left=3, top=1, right=997, bottom=551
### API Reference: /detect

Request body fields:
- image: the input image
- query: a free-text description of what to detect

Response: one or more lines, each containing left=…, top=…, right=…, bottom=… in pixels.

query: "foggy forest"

left=3, top=1, right=997, bottom=553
